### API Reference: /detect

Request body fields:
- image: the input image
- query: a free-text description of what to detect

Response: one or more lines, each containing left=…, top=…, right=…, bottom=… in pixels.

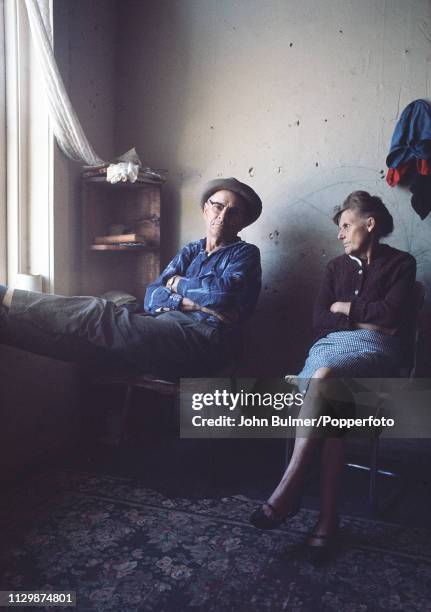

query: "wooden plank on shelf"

left=83, top=175, right=164, bottom=186
left=94, top=233, right=146, bottom=245
left=90, top=244, right=149, bottom=252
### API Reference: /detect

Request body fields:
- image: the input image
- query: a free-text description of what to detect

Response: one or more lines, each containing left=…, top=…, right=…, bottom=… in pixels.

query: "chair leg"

left=229, top=377, right=238, bottom=394
left=368, top=435, right=379, bottom=514
left=118, top=384, right=133, bottom=444
left=171, top=393, right=180, bottom=430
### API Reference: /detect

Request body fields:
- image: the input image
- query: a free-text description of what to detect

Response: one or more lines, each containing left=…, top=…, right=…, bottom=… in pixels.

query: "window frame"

left=3, top=0, right=53, bottom=290
left=0, top=0, right=7, bottom=283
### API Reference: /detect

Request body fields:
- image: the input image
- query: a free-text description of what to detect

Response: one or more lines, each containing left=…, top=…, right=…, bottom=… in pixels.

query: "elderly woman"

left=250, top=191, right=416, bottom=549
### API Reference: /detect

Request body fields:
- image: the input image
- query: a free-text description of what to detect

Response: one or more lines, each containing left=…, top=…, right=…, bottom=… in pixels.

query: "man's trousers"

left=0, top=290, right=237, bottom=379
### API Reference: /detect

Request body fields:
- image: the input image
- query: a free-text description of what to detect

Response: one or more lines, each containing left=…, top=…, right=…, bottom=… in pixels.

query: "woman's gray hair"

left=333, top=191, right=394, bottom=238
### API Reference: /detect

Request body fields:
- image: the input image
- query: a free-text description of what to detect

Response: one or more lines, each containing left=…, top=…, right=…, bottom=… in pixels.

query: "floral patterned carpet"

left=0, top=469, right=430, bottom=611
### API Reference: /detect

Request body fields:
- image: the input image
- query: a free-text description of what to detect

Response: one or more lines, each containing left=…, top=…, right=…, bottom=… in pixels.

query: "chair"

left=92, top=317, right=251, bottom=444
left=348, top=280, right=425, bottom=513
left=92, top=372, right=179, bottom=445
left=285, top=280, right=426, bottom=515
left=93, top=360, right=240, bottom=445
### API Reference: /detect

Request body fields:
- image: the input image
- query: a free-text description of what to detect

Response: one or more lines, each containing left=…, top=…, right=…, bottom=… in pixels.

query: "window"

left=0, top=0, right=6, bottom=283
left=3, top=0, right=53, bottom=290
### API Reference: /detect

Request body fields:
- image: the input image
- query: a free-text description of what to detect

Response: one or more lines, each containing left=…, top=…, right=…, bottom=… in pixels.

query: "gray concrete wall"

left=115, top=0, right=431, bottom=375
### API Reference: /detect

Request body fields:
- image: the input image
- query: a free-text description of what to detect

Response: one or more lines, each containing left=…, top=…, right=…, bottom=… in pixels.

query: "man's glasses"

left=206, top=199, right=243, bottom=217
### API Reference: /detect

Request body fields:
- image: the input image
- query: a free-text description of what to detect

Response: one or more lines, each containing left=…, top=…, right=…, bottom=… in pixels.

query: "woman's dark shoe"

left=307, top=516, right=340, bottom=546
left=305, top=516, right=340, bottom=561
left=249, top=500, right=301, bottom=530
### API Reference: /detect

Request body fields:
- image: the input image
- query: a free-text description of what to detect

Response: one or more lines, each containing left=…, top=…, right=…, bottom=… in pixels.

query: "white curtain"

left=23, top=0, right=104, bottom=166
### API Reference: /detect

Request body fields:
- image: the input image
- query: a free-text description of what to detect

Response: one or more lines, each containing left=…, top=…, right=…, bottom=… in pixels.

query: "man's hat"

left=200, top=177, right=262, bottom=227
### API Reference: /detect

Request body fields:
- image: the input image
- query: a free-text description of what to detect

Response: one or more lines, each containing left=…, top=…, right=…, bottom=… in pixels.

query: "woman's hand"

left=330, top=301, right=351, bottom=316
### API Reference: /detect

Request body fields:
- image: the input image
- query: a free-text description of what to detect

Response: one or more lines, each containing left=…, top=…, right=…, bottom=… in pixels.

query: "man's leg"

left=0, top=288, right=139, bottom=367
left=130, top=311, right=226, bottom=379
left=0, top=288, right=223, bottom=376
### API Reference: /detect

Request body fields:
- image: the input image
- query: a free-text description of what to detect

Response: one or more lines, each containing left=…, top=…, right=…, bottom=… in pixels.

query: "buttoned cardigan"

left=313, top=244, right=417, bottom=343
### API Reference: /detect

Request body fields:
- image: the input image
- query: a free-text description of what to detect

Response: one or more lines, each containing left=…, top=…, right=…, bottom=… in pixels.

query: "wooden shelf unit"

left=81, top=177, right=162, bottom=300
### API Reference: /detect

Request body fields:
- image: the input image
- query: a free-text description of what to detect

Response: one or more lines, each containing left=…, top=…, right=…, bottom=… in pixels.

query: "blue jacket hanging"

left=386, top=99, right=431, bottom=168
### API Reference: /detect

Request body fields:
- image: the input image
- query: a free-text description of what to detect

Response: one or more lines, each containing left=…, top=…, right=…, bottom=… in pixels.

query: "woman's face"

left=337, top=208, right=375, bottom=257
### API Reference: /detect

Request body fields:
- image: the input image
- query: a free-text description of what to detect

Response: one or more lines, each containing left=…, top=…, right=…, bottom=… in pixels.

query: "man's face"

left=337, top=208, right=374, bottom=257
left=203, top=189, right=246, bottom=241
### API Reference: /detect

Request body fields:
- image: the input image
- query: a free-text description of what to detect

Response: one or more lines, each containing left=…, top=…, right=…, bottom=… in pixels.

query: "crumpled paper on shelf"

left=106, top=148, right=141, bottom=183
left=83, top=147, right=166, bottom=183
left=107, top=161, right=140, bottom=183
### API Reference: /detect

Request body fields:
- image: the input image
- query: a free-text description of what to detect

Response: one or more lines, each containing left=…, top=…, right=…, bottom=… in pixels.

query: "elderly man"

left=0, top=178, right=262, bottom=379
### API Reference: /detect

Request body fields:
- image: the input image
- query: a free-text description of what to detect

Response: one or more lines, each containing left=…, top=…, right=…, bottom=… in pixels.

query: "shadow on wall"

left=417, top=300, right=431, bottom=376
left=160, top=183, right=181, bottom=268
left=241, top=225, right=333, bottom=377
left=115, top=0, right=190, bottom=262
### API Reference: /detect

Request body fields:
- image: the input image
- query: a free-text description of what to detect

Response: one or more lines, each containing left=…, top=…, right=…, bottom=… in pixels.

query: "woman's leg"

left=262, top=367, right=333, bottom=518
left=307, top=436, right=345, bottom=544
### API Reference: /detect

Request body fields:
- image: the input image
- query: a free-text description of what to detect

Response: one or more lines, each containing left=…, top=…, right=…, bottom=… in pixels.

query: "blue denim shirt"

left=144, top=238, right=261, bottom=329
